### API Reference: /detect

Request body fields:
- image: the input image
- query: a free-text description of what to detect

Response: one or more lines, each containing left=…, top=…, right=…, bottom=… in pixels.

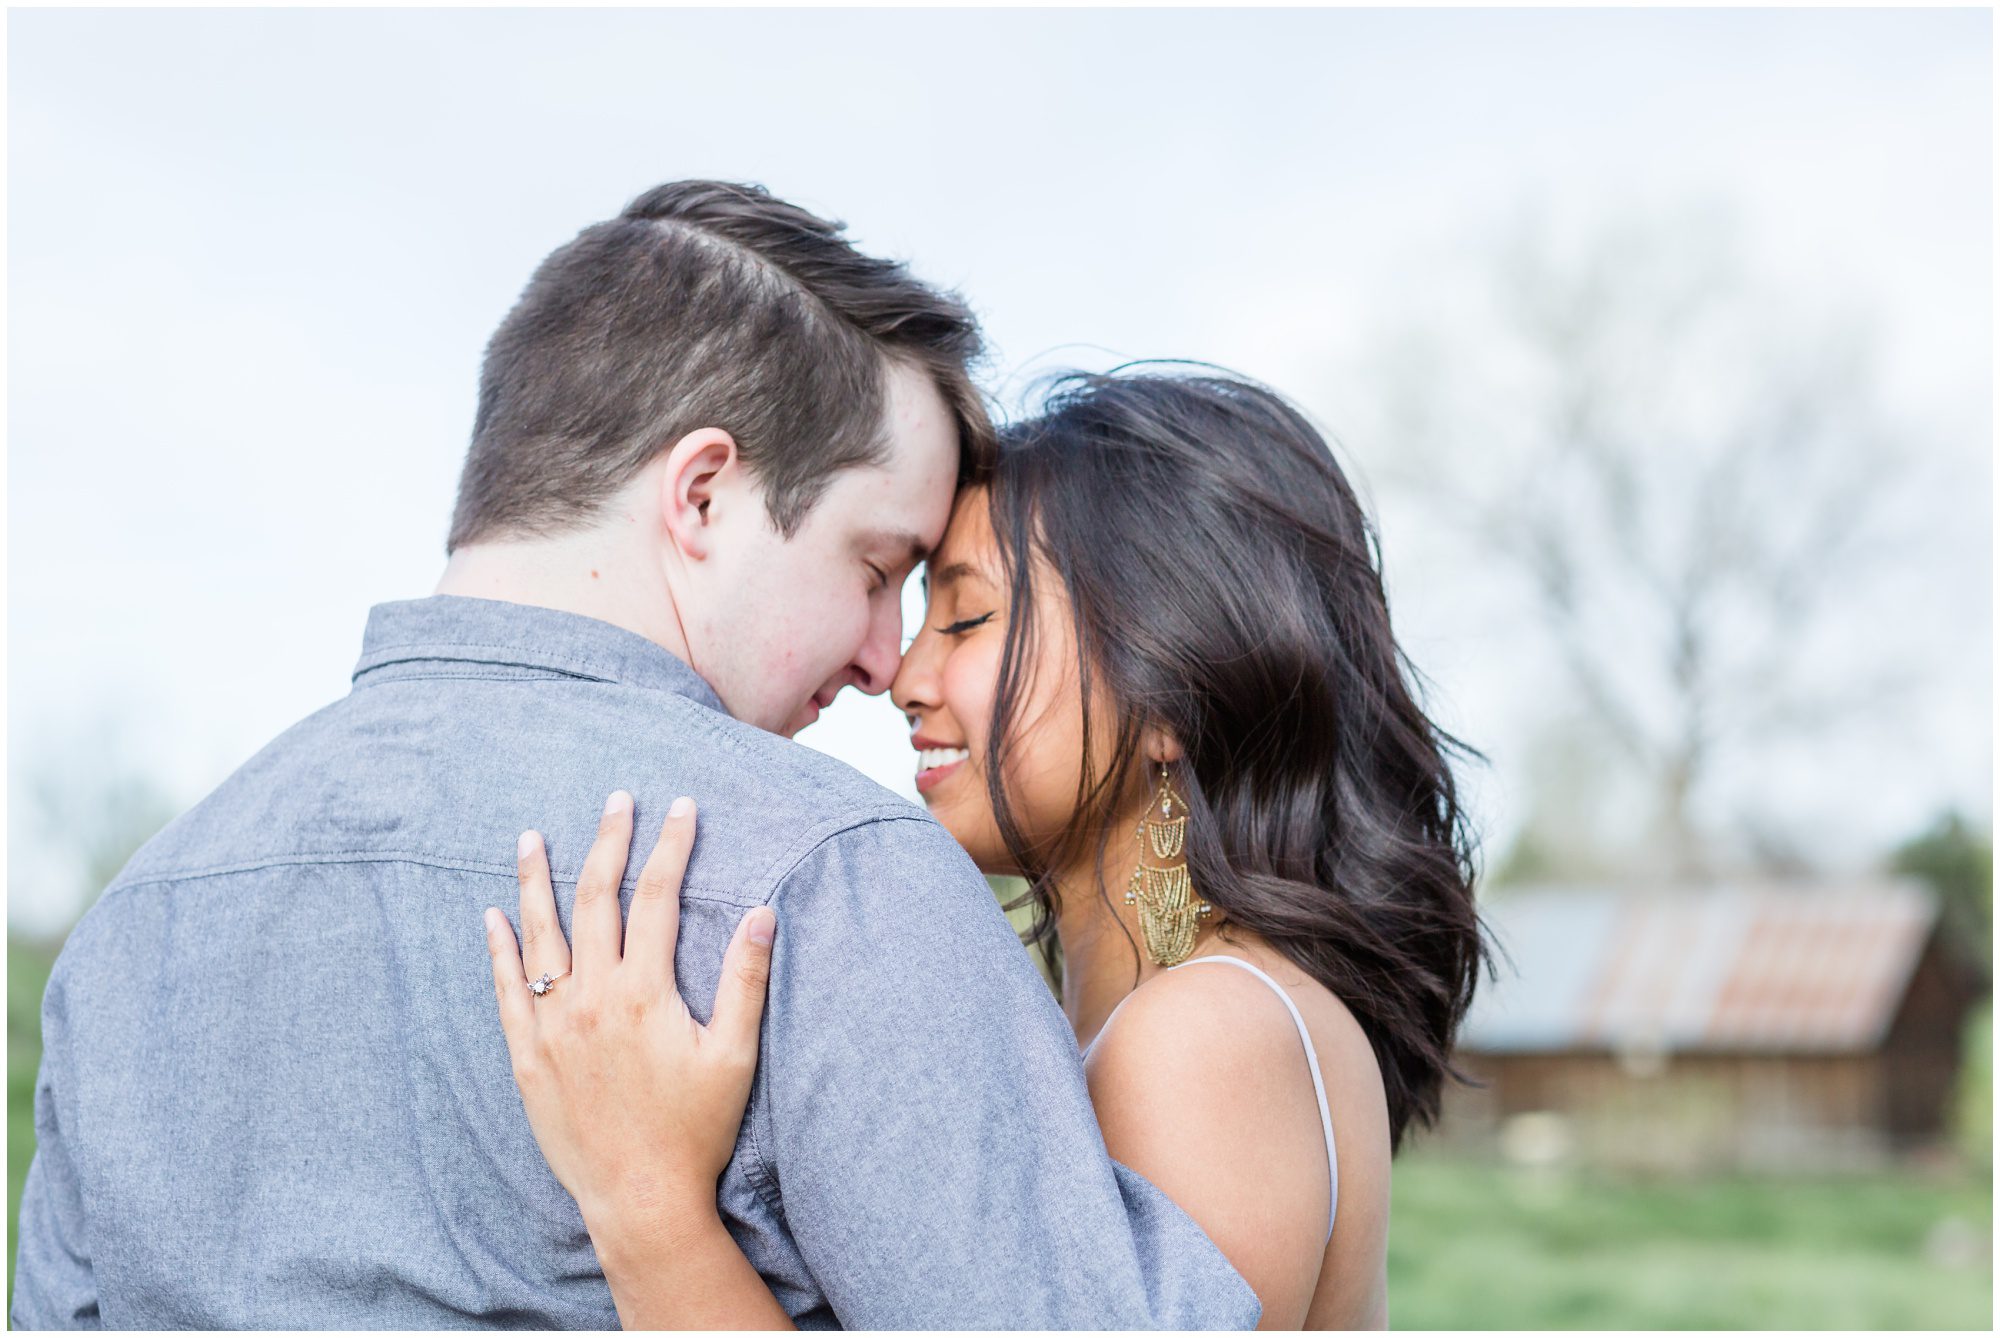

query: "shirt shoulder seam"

left=352, top=640, right=629, bottom=684
left=751, top=807, right=941, bottom=904
left=103, top=806, right=937, bottom=906
left=102, top=850, right=748, bottom=905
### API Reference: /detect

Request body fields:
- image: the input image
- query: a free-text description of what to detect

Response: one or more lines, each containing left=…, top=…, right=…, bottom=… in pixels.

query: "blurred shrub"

left=1952, top=1003, right=1991, bottom=1174
left=1894, top=810, right=1993, bottom=976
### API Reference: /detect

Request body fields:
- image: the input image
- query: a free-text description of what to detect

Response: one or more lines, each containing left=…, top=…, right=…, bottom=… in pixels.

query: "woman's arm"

left=591, top=1211, right=794, bottom=1331
left=485, top=792, right=1259, bottom=1328
left=483, top=792, right=795, bottom=1330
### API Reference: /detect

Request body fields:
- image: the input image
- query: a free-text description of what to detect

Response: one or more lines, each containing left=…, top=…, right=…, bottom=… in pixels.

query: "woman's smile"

left=913, top=739, right=971, bottom=793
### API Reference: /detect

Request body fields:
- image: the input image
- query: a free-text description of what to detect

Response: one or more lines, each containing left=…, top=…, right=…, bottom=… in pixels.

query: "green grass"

left=1386, top=1151, right=1992, bottom=1328
left=9, top=937, right=57, bottom=1325
left=7, top=929, right=1993, bottom=1328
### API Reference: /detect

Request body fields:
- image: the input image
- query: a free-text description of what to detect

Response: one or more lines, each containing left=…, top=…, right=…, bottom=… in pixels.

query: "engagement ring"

left=527, top=969, right=569, bottom=997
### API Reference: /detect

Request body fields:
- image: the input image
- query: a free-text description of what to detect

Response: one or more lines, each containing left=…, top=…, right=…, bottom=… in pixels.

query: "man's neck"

left=433, top=530, right=694, bottom=666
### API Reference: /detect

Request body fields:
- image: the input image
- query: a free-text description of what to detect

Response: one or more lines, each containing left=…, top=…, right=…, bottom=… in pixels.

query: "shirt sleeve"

left=745, top=814, right=1261, bottom=1329
left=11, top=954, right=104, bottom=1330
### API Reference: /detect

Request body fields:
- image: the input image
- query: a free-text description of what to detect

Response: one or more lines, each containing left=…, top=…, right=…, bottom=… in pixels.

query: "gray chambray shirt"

left=12, top=595, right=1258, bottom=1330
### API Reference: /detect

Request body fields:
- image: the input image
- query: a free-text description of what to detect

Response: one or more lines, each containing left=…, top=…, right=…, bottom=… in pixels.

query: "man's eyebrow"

left=859, top=528, right=932, bottom=566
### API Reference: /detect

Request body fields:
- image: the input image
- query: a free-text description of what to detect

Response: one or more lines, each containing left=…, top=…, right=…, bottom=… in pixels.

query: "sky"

left=8, top=7, right=1991, bottom=934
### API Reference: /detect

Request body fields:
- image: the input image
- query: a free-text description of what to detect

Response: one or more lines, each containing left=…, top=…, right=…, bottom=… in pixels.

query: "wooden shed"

left=1439, top=881, right=1985, bottom=1171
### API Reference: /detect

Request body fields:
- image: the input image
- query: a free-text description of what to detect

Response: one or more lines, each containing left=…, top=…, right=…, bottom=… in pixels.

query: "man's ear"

left=658, top=428, right=739, bottom=561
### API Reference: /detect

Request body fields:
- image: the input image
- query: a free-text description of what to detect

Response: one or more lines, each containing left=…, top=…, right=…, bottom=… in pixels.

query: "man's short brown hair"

left=447, top=181, right=992, bottom=552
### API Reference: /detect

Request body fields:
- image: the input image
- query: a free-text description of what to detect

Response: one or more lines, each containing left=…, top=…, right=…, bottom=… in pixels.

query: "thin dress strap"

left=1170, top=954, right=1338, bottom=1241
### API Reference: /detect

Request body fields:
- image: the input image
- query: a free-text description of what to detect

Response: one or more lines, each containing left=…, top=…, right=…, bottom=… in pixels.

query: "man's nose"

left=851, top=604, right=905, bottom=696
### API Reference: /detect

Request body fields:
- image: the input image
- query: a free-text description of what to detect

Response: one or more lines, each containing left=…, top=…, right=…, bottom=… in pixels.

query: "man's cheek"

left=815, top=598, right=871, bottom=670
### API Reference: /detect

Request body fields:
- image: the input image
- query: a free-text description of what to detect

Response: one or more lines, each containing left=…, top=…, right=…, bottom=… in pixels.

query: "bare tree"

left=1371, top=205, right=1918, bottom=880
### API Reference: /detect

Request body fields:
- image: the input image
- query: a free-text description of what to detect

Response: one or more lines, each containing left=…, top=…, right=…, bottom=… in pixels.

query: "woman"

left=484, top=367, right=1492, bottom=1328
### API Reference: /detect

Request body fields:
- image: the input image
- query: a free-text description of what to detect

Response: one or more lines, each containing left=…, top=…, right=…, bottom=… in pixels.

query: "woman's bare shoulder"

left=1087, top=938, right=1397, bottom=1326
left=1089, top=948, right=1314, bottom=1078
left=1082, top=943, right=1367, bottom=1327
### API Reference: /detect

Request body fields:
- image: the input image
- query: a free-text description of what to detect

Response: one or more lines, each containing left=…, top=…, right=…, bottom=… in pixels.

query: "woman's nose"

left=892, top=628, right=941, bottom=715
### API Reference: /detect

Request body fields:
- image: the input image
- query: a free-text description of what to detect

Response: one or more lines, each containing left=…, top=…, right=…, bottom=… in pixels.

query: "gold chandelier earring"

left=1124, top=762, right=1213, bottom=966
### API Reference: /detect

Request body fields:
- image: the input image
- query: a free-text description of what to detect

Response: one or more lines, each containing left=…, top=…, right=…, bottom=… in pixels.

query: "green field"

left=9, top=939, right=56, bottom=1326
left=1385, top=1152, right=1990, bottom=1328
left=7, top=933, right=1993, bottom=1328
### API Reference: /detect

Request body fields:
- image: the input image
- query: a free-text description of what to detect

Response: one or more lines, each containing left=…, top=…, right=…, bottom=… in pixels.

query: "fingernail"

left=669, top=795, right=692, bottom=819
left=483, top=908, right=502, bottom=936
left=747, top=908, right=776, bottom=946
left=604, top=791, right=631, bottom=816
left=518, top=831, right=539, bottom=859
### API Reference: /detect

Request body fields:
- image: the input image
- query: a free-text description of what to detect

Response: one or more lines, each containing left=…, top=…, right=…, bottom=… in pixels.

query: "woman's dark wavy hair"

left=982, top=365, right=1498, bottom=1154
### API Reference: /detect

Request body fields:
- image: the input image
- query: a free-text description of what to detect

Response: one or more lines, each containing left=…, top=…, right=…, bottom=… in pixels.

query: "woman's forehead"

left=927, top=487, right=1001, bottom=581
left=936, top=486, right=1000, bottom=560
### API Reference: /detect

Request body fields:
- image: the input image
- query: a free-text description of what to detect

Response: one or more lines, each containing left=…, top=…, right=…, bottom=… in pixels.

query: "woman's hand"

left=482, top=791, right=776, bottom=1252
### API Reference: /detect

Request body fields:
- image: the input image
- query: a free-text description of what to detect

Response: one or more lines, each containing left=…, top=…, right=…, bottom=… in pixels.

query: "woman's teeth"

left=919, top=747, right=970, bottom=770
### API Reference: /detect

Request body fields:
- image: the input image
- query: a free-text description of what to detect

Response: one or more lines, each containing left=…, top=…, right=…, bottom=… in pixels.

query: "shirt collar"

left=352, top=594, right=727, bottom=714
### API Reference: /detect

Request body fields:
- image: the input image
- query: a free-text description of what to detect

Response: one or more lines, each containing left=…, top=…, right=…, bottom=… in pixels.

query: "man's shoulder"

left=677, top=697, right=925, bottom=825
left=658, top=702, right=958, bottom=902
left=105, top=673, right=947, bottom=911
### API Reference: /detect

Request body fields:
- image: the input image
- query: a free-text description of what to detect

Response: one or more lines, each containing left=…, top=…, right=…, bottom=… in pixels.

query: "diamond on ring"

left=528, top=971, right=563, bottom=996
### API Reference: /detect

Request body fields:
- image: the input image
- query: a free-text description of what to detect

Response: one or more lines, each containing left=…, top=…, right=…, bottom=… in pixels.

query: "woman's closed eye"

left=935, top=612, right=994, bottom=635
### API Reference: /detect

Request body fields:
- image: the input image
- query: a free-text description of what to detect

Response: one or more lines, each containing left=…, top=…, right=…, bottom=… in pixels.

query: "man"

left=12, top=181, right=1259, bottom=1329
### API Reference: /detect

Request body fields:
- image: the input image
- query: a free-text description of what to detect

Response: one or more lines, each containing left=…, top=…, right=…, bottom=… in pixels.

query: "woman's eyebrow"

left=921, top=560, right=990, bottom=594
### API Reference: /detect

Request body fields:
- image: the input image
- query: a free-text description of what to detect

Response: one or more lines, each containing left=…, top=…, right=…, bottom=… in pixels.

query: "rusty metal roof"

left=1458, top=881, right=1940, bottom=1055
